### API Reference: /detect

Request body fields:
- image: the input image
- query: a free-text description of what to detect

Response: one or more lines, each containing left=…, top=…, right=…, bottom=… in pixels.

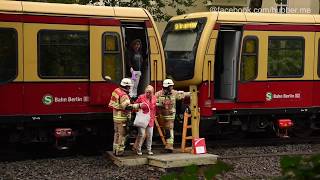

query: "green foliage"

left=274, top=0, right=287, bottom=4
left=160, top=161, right=232, bottom=180
left=161, top=172, right=179, bottom=180
left=249, top=0, right=262, bottom=11
left=21, top=0, right=196, bottom=21
left=160, top=165, right=199, bottom=180
left=275, top=154, right=320, bottom=180
left=204, top=161, right=233, bottom=180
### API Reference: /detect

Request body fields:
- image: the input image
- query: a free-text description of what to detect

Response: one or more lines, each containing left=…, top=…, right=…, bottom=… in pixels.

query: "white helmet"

left=163, top=79, right=174, bottom=88
left=120, top=78, right=133, bottom=87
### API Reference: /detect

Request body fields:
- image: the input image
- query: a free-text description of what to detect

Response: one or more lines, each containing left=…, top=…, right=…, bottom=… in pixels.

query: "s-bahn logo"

left=42, top=94, right=53, bottom=105
left=42, top=94, right=90, bottom=105
left=266, top=92, right=301, bottom=101
left=266, top=92, right=273, bottom=101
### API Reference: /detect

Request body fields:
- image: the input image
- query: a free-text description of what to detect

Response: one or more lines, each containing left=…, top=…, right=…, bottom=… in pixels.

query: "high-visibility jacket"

left=155, top=89, right=186, bottom=121
left=108, top=88, right=131, bottom=122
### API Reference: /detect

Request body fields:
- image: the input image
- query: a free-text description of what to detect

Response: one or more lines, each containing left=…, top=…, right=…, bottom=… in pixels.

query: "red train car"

left=162, top=12, right=320, bottom=138
left=0, top=1, right=165, bottom=145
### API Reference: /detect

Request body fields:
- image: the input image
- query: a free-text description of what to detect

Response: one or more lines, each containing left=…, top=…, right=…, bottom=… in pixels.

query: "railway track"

left=206, top=135, right=320, bottom=148
left=1, top=133, right=319, bottom=161
left=219, top=151, right=320, bottom=159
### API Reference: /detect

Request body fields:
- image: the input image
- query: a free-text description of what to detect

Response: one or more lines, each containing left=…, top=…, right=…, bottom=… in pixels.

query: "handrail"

left=154, top=60, right=157, bottom=92
left=208, top=61, right=212, bottom=98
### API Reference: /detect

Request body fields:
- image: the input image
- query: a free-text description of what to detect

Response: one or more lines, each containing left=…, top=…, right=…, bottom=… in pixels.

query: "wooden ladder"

left=181, top=109, right=193, bottom=153
left=154, top=117, right=166, bottom=146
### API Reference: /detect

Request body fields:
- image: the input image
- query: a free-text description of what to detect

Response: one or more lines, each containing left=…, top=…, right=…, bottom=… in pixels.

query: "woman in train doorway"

left=132, top=85, right=157, bottom=155
left=126, top=39, right=144, bottom=99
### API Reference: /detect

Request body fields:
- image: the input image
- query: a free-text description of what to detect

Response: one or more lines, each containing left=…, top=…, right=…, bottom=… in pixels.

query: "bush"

left=275, top=154, right=320, bottom=180
left=160, top=161, right=233, bottom=180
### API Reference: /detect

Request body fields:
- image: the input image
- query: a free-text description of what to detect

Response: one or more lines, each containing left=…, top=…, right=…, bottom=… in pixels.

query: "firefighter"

left=108, top=78, right=140, bottom=156
left=155, top=79, right=189, bottom=153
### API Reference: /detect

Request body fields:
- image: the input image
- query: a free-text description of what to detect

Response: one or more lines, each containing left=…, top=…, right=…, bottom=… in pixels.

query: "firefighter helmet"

left=163, top=79, right=174, bottom=87
left=120, top=78, right=133, bottom=87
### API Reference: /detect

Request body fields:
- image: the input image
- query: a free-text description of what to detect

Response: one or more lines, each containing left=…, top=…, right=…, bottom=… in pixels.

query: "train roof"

left=0, top=0, right=149, bottom=18
left=170, top=12, right=320, bottom=24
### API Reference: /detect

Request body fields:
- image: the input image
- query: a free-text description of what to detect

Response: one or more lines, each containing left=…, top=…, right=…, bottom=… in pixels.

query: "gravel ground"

left=210, top=144, right=318, bottom=179
left=0, top=156, right=164, bottom=180
left=0, top=144, right=318, bottom=180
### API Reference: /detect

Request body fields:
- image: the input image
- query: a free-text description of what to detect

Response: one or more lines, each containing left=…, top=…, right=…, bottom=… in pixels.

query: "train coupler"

left=54, top=128, right=74, bottom=150
left=276, top=119, right=293, bottom=138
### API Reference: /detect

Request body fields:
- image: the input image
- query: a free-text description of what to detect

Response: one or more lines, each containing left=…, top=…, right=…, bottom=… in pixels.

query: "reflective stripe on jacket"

left=155, top=89, right=185, bottom=121
left=108, top=88, right=131, bottom=122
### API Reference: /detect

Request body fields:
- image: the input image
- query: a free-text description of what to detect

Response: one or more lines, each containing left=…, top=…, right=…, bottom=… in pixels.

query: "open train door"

left=237, top=32, right=266, bottom=103
left=120, top=20, right=151, bottom=95
left=214, top=25, right=241, bottom=101
left=89, top=18, right=123, bottom=105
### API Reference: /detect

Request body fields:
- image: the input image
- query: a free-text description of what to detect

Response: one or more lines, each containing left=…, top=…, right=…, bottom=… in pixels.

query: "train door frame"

left=237, top=32, right=266, bottom=103
left=121, top=21, right=150, bottom=96
left=89, top=22, right=123, bottom=105
left=214, top=25, right=243, bottom=101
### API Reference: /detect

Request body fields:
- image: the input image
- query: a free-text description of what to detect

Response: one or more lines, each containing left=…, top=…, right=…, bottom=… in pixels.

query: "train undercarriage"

left=0, top=115, right=114, bottom=150
left=197, top=112, right=320, bottom=139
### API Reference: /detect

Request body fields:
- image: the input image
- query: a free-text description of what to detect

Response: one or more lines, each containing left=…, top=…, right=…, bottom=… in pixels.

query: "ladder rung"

left=155, top=118, right=166, bottom=146
left=184, top=113, right=191, bottom=117
left=183, top=147, right=193, bottom=153
left=181, top=105, right=198, bottom=153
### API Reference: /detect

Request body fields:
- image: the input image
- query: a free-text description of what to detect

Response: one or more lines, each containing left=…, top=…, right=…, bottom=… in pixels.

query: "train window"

left=165, top=32, right=197, bottom=52
left=268, top=37, right=304, bottom=78
left=162, top=18, right=207, bottom=81
left=102, top=32, right=122, bottom=83
left=241, top=36, right=258, bottom=81
left=38, top=30, right=89, bottom=78
left=0, top=28, right=18, bottom=83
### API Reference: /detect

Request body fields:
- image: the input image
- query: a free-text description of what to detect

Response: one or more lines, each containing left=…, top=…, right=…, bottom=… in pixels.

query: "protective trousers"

left=113, top=121, right=127, bottom=156
left=163, top=119, right=174, bottom=150
left=133, top=126, right=154, bottom=152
